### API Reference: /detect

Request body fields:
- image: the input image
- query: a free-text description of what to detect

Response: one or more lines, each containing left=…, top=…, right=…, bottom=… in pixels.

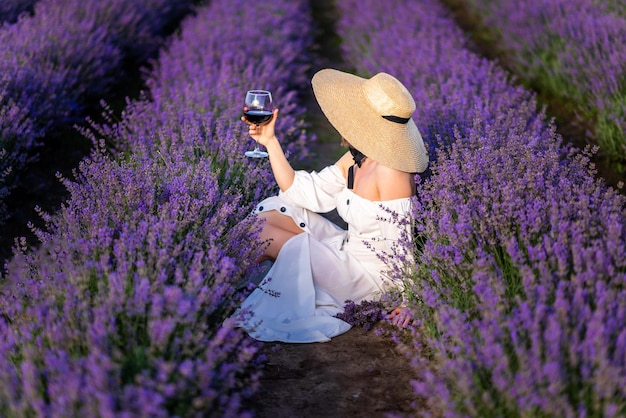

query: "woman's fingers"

left=249, top=123, right=264, bottom=138
left=387, top=307, right=412, bottom=328
left=243, top=108, right=280, bottom=146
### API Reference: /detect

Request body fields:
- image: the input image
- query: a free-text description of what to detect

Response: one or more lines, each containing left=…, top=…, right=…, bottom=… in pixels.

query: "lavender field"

left=443, top=0, right=626, bottom=182
left=1, top=0, right=625, bottom=416
left=0, top=0, right=194, bottom=242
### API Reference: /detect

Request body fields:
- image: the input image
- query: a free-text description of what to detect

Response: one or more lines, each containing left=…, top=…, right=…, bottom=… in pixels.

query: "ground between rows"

left=243, top=323, right=419, bottom=418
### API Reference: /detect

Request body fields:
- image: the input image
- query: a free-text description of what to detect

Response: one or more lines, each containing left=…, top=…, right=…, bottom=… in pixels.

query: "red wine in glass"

left=243, top=90, right=273, bottom=158
left=243, top=109, right=273, bottom=124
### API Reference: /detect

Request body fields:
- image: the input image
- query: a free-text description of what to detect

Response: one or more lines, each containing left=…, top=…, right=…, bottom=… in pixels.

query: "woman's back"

left=335, top=150, right=415, bottom=201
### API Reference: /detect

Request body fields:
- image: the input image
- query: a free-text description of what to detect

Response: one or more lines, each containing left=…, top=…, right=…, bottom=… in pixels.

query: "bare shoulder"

left=376, top=164, right=415, bottom=200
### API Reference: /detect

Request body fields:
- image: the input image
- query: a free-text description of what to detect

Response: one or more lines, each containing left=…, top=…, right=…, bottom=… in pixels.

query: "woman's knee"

left=259, top=224, right=300, bottom=260
left=259, top=210, right=304, bottom=235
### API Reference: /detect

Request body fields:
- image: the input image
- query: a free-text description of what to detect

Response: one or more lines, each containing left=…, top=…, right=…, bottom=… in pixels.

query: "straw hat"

left=312, top=69, right=429, bottom=173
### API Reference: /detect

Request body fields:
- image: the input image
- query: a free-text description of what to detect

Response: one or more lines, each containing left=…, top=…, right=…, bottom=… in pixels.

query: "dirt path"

left=243, top=2, right=419, bottom=417
left=297, top=0, right=352, bottom=171
left=244, top=324, right=417, bottom=418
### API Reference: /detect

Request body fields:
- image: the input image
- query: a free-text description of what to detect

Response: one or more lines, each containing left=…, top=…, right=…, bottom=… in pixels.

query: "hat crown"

left=363, top=72, right=415, bottom=118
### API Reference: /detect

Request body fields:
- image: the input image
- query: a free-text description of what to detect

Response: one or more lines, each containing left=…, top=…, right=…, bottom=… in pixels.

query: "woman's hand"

left=241, top=107, right=295, bottom=190
left=387, top=306, right=413, bottom=328
left=241, top=108, right=279, bottom=147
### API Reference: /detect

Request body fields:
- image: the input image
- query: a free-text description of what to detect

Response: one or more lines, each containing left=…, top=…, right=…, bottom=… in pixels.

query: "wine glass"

left=243, top=89, right=273, bottom=158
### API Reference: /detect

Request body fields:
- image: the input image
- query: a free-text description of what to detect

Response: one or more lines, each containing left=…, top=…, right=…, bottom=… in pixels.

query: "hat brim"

left=312, top=69, right=428, bottom=173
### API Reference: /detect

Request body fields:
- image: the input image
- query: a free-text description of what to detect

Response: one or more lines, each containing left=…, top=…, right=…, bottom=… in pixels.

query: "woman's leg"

left=256, top=210, right=304, bottom=262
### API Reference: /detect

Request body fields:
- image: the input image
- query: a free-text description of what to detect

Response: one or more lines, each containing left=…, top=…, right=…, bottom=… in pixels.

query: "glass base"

left=245, top=149, right=268, bottom=158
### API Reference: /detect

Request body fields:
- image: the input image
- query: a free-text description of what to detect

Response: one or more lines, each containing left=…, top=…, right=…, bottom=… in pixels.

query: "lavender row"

left=0, top=97, right=36, bottom=225
left=0, top=0, right=39, bottom=23
left=338, top=0, right=626, bottom=416
left=459, top=0, right=626, bottom=171
left=0, top=0, right=314, bottom=416
left=0, top=0, right=194, bottom=226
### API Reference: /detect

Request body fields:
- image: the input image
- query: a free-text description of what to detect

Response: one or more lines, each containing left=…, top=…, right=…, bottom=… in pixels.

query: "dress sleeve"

left=279, top=165, right=345, bottom=213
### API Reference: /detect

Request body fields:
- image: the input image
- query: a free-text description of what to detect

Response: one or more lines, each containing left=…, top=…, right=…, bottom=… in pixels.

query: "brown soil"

left=243, top=323, right=419, bottom=418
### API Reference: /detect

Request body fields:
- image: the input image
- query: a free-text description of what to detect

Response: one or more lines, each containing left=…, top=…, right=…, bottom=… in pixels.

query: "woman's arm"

left=243, top=108, right=295, bottom=191
left=334, top=150, right=353, bottom=180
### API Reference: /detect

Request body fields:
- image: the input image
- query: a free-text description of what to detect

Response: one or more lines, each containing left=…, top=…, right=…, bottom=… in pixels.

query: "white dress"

left=235, top=165, right=413, bottom=343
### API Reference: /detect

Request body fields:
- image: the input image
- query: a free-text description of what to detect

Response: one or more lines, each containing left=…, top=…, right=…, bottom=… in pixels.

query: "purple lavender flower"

left=336, top=299, right=387, bottom=331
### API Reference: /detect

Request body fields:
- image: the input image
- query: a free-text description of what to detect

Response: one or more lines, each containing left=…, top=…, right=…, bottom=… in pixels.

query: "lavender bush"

left=407, top=128, right=626, bottom=417
left=0, top=0, right=315, bottom=415
left=0, top=0, right=193, bottom=128
left=0, top=0, right=39, bottom=23
left=96, top=0, right=313, bottom=202
left=453, top=0, right=626, bottom=172
left=0, top=92, right=39, bottom=224
left=598, top=0, right=626, bottom=17
left=0, top=147, right=262, bottom=417
left=338, top=0, right=626, bottom=416
left=0, top=0, right=194, bottom=230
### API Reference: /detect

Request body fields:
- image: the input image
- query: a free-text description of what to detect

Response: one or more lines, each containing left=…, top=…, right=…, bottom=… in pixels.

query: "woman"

left=235, top=69, right=429, bottom=343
